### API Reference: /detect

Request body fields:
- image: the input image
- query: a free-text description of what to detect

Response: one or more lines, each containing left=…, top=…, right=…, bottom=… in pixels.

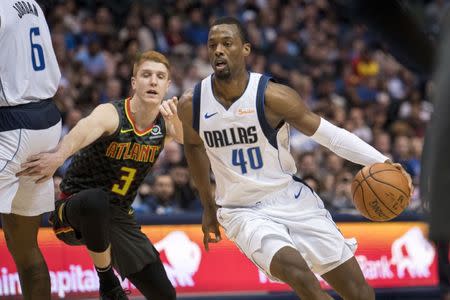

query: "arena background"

left=1, top=0, right=449, bottom=299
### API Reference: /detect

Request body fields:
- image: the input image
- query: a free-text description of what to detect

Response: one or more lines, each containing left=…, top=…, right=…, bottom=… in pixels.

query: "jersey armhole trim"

left=193, top=82, right=201, bottom=133
left=104, top=100, right=125, bottom=140
left=256, top=75, right=278, bottom=149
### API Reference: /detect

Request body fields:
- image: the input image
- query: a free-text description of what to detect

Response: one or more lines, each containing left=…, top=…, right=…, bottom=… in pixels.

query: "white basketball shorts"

left=0, top=121, right=61, bottom=216
left=217, top=179, right=357, bottom=280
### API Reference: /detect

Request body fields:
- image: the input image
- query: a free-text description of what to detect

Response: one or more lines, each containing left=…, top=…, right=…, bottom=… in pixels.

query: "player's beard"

left=215, top=67, right=231, bottom=80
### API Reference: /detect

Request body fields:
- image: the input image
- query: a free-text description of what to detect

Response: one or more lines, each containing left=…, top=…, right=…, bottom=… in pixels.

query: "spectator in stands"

left=75, top=37, right=107, bottom=77
left=296, top=152, right=319, bottom=178
left=147, top=174, right=181, bottom=215
left=331, top=170, right=355, bottom=212
left=169, top=163, right=200, bottom=211
left=393, top=135, right=418, bottom=178
left=373, top=131, right=393, bottom=160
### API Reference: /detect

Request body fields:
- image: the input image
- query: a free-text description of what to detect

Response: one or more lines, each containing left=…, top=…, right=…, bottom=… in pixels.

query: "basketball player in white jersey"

left=178, top=17, right=413, bottom=300
left=0, top=1, right=61, bottom=298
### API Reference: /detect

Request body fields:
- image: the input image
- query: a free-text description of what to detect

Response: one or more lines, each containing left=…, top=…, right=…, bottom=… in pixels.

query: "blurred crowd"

left=45, top=0, right=446, bottom=216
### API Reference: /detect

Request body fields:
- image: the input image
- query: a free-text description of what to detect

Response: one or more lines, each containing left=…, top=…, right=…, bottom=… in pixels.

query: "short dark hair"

left=210, top=16, right=249, bottom=43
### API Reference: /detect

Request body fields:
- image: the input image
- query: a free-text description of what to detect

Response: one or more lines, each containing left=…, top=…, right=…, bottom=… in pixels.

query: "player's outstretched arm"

left=178, top=89, right=221, bottom=251
left=16, top=103, right=119, bottom=183
left=265, top=82, right=413, bottom=193
left=264, top=81, right=390, bottom=166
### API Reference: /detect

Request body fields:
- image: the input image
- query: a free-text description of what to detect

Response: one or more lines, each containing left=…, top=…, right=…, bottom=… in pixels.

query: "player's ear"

left=166, top=79, right=171, bottom=94
left=243, top=42, right=251, bottom=57
left=131, top=76, right=136, bottom=90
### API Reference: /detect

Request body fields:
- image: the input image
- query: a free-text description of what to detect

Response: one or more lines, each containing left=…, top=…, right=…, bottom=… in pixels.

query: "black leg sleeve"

left=63, top=188, right=111, bottom=252
left=127, top=258, right=176, bottom=300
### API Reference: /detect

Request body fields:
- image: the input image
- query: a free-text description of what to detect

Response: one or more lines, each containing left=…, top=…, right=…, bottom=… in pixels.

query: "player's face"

left=131, top=61, right=170, bottom=104
left=207, top=24, right=250, bottom=80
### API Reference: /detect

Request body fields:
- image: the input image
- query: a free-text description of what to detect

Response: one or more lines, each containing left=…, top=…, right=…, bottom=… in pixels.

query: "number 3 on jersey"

left=112, top=167, right=136, bottom=196
left=29, top=27, right=46, bottom=71
left=232, top=147, right=263, bottom=174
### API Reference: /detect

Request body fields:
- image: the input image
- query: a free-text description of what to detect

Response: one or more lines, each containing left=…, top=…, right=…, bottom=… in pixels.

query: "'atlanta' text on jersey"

left=203, top=126, right=258, bottom=148
left=105, top=142, right=160, bottom=162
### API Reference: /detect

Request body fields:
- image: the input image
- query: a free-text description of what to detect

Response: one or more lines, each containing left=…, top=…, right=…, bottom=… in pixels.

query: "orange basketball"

left=351, top=163, right=411, bottom=221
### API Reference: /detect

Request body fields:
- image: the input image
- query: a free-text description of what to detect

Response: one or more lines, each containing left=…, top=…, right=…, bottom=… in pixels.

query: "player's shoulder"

left=91, top=102, right=119, bottom=117
left=265, top=80, right=297, bottom=104
left=178, top=88, right=194, bottom=109
left=177, top=88, right=195, bottom=123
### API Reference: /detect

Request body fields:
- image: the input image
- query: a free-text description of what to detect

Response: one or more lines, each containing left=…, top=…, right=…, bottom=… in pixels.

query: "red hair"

left=133, top=50, right=170, bottom=77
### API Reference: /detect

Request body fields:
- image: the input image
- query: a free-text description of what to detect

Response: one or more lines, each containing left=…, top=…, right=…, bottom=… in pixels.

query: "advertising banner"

left=0, top=222, right=439, bottom=298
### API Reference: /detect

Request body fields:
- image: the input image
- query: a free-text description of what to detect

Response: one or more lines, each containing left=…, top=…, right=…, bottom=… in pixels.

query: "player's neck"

left=213, top=70, right=249, bottom=105
left=129, top=96, right=160, bottom=130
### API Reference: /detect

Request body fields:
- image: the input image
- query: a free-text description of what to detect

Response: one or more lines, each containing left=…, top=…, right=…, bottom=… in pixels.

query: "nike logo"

left=204, top=112, right=218, bottom=119
left=120, top=128, right=134, bottom=134
left=294, top=186, right=303, bottom=199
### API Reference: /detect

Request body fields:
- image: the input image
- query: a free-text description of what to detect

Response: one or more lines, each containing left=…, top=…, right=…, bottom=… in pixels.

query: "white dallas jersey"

left=0, top=0, right=60, bottom=106
left=194, top=72, right=297, bottom=206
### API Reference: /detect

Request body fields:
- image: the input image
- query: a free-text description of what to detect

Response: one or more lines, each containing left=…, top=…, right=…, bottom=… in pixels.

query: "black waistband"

left=0, top=99, right=61, bottom=131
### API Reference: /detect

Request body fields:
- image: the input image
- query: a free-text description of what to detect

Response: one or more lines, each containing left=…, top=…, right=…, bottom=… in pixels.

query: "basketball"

left=351, top=163, right=411, bottom=221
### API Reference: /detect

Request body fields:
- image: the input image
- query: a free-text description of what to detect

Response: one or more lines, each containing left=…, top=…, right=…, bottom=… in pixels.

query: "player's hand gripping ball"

left=351, top=163, right=412, bottom=221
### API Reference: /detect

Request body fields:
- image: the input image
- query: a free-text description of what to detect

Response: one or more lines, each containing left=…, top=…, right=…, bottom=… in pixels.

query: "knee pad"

left=79, top=188, right=110, bottom=219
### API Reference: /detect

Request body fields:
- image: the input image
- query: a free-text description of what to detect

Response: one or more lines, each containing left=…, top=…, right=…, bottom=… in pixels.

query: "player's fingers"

left=16, top=166, right=38, bottom=177
left=215, top=227, right=222, bottom=242
left=406, top=175, right=413, bottom=197
left=165, top=100, right=176, bottom=114
left=26, top=154, right=42, bottom=162
left=159, top=105, right=169, bottom=117
left=20, top=160, right=41, bottom=169
left=168, top=101, right=177, bottom=114
left=203, top=235, right=210, bottom=251
left=169, top=96, right=178, bottom=106
left=17, top=168, right=42, bottom=177
left=400, top=170, right=413, bottom=197
left=15, top=169, right=28, bottom=177
left=162, top=102, right=174, bottom=117
left=391, top=163, right=402, bottom=170
left=35, top=175, right=51, bottom=184
left=400, top=168, right=412, bottom=184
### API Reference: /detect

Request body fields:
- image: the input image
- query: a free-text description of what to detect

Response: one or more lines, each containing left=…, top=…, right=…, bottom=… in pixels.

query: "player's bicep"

left=265, top=82, right=320, bottom=136
left=177, top=88, right=204, bottom=147
left=182, top=122, right=204, bottom=146
left=72, top=104, right=119, bottom=142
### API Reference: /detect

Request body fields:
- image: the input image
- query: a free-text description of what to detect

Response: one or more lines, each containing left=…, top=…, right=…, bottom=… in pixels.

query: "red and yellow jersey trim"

left=55, top=227, right=75, bottom=235
left=124, top=97, right=154, bottom=136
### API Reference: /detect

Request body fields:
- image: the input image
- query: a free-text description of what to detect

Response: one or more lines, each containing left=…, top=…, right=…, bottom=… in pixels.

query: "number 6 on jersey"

left=232, top=146, right=263, bottom=174
left=30, top=27, right=46, bottom=71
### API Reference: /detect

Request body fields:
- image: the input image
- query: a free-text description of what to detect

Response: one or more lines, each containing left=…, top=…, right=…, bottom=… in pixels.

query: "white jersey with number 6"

left=194, top=72, right=297, bottom=207
left=0, top=0, right=60, bottom=106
